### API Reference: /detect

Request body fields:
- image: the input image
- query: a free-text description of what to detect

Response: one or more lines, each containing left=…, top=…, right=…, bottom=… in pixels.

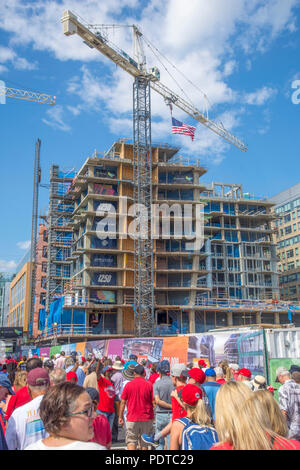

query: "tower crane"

left=0, top=85, right=56, bottom=105
left=61, top=10, right=248, bottom=337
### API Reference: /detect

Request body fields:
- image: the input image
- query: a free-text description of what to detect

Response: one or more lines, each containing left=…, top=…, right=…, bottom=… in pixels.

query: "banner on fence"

left=24, top=329, right=265, bottom=376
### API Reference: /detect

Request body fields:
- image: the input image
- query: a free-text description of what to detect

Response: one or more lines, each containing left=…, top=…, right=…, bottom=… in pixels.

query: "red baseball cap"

left=238, top=368, right=251, bottom=378
left=188, top=368, right=206, bottom=384
left=180, top=384, right=202, bottom=406
left=27, top=368, right=50, bottom=387
left=66, top=371, right=78, bottom=382
left=198, top=360, right=207, bottom=368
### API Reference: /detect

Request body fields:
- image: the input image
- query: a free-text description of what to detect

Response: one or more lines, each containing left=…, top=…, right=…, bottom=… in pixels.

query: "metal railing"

left=194, top=297, right=295, bottom=311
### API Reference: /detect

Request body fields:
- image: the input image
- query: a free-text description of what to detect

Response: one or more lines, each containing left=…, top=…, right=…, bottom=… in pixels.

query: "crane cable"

left=141, top=33, right=212, bottom=118
left=142, top=39, right=196, bottom=110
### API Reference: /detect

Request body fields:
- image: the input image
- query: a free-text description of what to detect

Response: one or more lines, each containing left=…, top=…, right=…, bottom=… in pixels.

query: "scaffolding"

left=133, top=77, right=154, bottom=337
left=46, top=165, right=76, bottom=312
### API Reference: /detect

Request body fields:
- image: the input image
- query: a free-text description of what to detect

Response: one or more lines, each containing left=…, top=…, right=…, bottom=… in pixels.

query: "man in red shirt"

left=5, top=357, right=43, bottom=421
left=119, top=364, right=154, bottom=450
left=97, top=365, right=115, bottom=431
left=141, top=364, right=190, bottom=449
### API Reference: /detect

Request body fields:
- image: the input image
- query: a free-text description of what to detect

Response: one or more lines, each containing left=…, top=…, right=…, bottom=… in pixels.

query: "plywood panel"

left=123, top=307, right=134, bottom=333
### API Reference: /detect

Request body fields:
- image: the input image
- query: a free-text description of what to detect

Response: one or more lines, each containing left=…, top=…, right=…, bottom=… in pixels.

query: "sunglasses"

left=65, top=406, right=94, bottom=418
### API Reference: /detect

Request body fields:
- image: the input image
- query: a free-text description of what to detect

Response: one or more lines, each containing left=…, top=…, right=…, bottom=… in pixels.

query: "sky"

left=0, top=0, right=300, bottom=272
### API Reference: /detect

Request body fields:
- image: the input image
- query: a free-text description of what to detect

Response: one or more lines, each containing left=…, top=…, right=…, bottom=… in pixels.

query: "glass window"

left=216, top=312, right=227, bottom=327
left=261, top=313, right=275, bottom=324
left=205, top=312, right=215, bottom=331
left=195, top=311, right=205, bottom=333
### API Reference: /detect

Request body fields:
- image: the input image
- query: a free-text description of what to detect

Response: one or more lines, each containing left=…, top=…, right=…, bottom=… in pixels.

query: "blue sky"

left=0, top=0, right=300, bottom=271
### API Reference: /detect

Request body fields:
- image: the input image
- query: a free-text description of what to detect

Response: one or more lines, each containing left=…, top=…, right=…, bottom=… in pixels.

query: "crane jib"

left=61, top=10, right=248, bottom=152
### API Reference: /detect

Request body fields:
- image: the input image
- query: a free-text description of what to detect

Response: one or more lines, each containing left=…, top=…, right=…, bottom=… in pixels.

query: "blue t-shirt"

left=202, top=382, right=221, bottom=421
left=0, top=423, right=8, bottom=451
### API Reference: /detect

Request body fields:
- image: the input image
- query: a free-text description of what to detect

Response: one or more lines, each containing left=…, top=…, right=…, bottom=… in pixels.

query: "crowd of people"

left=0, top=352, right=299, bottom=451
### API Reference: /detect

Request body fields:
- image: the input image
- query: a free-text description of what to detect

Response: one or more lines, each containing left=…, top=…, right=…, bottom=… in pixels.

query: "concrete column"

left=189, top=309, right=195, bottom=334
left=117, top=307, right=123, bottom=334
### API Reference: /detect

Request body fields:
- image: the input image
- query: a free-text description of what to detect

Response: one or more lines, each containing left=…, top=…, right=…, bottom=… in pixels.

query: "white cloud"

left=0, top=64, right=8, bottom=74
left=17, top=240, right=31, bottom=250
left=42, top=105, right=71, bottom=132
left=14, top=57, right=37, bottom=71
left=0, top=45, right=37, bottom=71
left=243, top=86, right=277, bottom=106
left=0, top=260, right=17, bottom=271
left=67, top=105, right=82, bottom=116
left=0, top=0, right=298, bottom=162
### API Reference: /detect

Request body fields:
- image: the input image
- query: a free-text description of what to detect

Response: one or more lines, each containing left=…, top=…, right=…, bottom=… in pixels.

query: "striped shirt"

left=278, top=379, right=300, bottom=440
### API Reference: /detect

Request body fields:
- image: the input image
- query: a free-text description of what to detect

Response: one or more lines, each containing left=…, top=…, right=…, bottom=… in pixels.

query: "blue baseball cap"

left=205, top=368, right=216, bottom=377
left=157, top=360, right=170, bottom=374
left=0, top=374, right=15, bottom=395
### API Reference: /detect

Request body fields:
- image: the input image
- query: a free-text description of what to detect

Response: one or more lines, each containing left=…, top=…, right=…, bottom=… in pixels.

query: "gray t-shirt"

left=153, top=375, right=175, bottom=413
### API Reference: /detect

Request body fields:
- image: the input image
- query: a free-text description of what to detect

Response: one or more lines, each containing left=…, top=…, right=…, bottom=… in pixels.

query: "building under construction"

left=35, top=140, right=300, bottom=344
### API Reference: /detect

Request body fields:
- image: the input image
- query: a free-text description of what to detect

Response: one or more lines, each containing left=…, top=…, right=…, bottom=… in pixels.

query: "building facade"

left=38, top=140, right=297, bottom=345
left=270, top=182, right=300, bottom=302
left=202, top=182, right=279, bottom=302
left=8, top=261, right=31, bottom=331
left=0, top=273, right=13, bottom=327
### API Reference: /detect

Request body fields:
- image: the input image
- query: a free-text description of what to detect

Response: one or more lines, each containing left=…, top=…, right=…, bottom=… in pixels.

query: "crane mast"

left=61, top=10, right=247, bottom=338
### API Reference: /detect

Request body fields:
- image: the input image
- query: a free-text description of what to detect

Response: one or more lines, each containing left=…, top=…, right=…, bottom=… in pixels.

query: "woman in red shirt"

left=86, top=387, right=112, bottom=449
left=211, top=381, right=300, bottom=450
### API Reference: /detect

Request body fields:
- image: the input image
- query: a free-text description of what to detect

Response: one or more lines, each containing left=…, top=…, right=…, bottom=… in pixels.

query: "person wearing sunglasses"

left=24, top=382, right=106, bottom=450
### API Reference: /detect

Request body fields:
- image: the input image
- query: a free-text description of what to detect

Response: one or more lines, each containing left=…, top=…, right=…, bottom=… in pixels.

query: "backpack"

left=181, top=419, right=218, bottom=451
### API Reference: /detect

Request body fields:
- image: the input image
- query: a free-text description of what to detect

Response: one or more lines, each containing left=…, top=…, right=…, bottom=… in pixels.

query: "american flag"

left=172, top=117, right=196, bottom=141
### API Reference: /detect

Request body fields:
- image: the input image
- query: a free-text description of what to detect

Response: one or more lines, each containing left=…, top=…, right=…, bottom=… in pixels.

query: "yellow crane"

left=61, top=10, right=248, bottom=338
left=0, top=85, right=56, bottom=105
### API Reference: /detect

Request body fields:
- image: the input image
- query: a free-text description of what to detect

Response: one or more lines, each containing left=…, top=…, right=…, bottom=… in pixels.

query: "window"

left=287, top=249, right=294, bottom=259
left=261, top=313, right=275, bottom=324
left=289, top=286, right=297, bottom=295
left=285, top=226, right=292, bottom=235
left=292, top=212, right=296, bottom=220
